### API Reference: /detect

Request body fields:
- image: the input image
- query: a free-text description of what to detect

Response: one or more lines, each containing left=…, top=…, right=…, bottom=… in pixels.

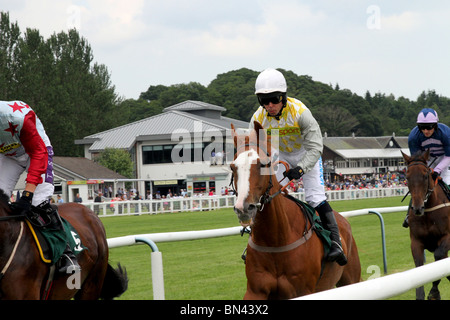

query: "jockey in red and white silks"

left=0, top=100, right=54, bottom=205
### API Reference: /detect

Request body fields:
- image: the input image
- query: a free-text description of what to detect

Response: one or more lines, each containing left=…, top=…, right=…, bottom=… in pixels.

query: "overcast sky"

left=2, top=0, right=449, bottom=101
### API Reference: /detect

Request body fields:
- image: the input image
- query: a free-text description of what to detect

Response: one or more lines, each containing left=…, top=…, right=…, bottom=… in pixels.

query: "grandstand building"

left=75, top=101, right=248, bottom=197
left=322, top=133, right=409, bottom=182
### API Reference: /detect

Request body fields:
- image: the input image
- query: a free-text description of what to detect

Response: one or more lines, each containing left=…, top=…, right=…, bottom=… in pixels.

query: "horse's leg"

left=428, top=236, right=450, bottom=300
left=411, top=237, right=425, bottom=300
left=337, top=237, right=361, bottom=286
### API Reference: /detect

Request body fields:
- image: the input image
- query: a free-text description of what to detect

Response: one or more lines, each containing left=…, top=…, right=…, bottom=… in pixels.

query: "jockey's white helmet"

left=255, top=68, right=287, bottom=94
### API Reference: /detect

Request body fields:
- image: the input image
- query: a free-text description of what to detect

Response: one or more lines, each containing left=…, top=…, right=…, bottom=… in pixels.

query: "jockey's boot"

left=40, top=202, right=81, bottom=274
left=316, top=201, right=348, bottom=266
left=402, top=213, right=409, bottom=228
left=402, top=200, right=412, bottom=228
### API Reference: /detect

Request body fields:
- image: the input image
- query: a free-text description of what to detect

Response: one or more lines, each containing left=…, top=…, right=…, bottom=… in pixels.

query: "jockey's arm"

left=296, top=108, right=323, bottom=173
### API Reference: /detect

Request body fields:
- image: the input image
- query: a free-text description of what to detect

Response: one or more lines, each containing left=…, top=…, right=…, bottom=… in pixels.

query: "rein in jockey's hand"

left=283, top=166, right=304, bottom=180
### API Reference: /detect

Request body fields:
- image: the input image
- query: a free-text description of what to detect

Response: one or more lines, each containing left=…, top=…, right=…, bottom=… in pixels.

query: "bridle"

left=230, top=143, right=292, bottom=210
left=406, top=160, right=436, bottom=205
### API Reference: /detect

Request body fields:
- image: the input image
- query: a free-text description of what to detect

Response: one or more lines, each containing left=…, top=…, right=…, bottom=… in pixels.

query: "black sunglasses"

left=418, top=124, right=436, bottom=131
left=260, top=95, right=282, bottom=106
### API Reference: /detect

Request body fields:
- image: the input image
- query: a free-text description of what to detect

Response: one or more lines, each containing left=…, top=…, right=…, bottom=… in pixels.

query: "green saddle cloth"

left=285, top=194, right=332, bottom=256
left=31, top=216, right=85, bottom=265
left=438, top=180, right=450, bottom=201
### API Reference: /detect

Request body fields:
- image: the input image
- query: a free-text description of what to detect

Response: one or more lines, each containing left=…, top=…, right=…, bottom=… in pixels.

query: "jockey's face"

left=418, top=123, right=436, bottom=138
left=264, top=101, right=283, bottom=116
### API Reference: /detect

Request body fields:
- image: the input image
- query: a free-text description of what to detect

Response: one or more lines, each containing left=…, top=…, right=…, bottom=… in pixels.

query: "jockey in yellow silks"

left=250, top=68, right=347, bottom=266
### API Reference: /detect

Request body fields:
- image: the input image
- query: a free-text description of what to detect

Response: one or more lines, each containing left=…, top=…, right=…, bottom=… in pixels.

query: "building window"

left=142, top=145, right=174, bottom=164
left=193, top=182, right=206, bottom=193
left=335, top=160, right=346, bottom=168
left=144, top=142, right=227, bottom=165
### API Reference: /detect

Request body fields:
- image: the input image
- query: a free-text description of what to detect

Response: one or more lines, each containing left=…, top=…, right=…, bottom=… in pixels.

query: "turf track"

left=102, top=196, right=450, bottom=300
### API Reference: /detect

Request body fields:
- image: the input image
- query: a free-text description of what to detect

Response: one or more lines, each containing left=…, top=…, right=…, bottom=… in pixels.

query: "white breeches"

left=429, top=155, right=450, bottom=185
left=0, top=154, right=54, bottom=206
left=275, top=149, right=326, bottom=208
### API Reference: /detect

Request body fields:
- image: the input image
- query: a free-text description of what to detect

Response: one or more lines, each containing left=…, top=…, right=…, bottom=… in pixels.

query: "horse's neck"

left=429, top=181, right=448, bottom=205
left=252, top=187, right=305, bottom=247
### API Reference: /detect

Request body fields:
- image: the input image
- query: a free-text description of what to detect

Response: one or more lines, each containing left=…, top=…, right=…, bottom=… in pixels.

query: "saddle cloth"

left=26, top=215, right=85, bottom=264
left=284, top=194, right=332, bottom=256
left=438, top=180, right=450, bottom=201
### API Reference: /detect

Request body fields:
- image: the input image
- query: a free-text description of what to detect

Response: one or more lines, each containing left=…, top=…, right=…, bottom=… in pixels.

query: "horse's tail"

left=100, top=263, right=128, bottom=300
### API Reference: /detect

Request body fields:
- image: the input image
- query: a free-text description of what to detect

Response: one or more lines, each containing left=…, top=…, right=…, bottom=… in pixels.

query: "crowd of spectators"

left=285, top=172, right=407, bottom=193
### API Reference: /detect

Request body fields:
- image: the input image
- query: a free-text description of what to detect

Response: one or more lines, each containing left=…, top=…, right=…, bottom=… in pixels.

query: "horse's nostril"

left=247, top=204, right=256, bottom=211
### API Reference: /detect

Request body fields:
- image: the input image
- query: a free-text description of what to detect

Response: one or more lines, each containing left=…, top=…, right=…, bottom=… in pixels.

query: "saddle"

left=25, top=206, right=85, bottom=265
left=284, top=194, right=332, bottom=256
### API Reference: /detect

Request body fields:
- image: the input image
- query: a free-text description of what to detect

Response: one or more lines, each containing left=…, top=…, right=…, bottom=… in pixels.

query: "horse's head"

left=230, top=121, right=274, bottom=227
left=402, top=150, right=433, bottom=216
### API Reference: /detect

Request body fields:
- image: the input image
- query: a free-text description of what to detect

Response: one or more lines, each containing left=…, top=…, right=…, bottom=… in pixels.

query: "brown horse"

left=230, top=122, right=361, bottom=299
left=0, top=190, right=128, bottom=300
left=402, top=150, right=450, bottom=300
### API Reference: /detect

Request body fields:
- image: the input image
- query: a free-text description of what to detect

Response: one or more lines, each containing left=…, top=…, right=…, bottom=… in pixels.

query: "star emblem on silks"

left=7, top=102, right=29, bottom=113
left=4, top=121, right=19, bottom=137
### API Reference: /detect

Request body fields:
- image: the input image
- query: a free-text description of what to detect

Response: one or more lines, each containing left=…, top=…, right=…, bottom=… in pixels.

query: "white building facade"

left=76, top=101, right=248, bottom=197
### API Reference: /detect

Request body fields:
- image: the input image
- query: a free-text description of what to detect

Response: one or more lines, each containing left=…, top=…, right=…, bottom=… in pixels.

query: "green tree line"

left=2, top=11, right=449, bottom=158
left=140, top=68, right=450, bottom=137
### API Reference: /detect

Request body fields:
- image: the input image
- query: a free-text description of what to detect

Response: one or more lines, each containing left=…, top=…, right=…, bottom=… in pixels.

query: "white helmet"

left=255, top=68, right=287, bottom=94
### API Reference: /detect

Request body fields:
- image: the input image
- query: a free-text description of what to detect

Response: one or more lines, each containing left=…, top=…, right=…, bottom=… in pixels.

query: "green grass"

left=102, top=197, right=450, bottom=300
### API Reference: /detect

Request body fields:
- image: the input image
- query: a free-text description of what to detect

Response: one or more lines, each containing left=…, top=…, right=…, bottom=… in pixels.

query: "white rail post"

left=135, top=237, right=165, bottom=300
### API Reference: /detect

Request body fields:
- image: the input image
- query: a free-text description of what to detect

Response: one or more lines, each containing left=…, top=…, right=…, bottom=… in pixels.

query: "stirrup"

left=402, top=215, right=409, bottom=228
left=57, top=245, right=81, bottom=274
left=328, top=241, right=348, bottom=266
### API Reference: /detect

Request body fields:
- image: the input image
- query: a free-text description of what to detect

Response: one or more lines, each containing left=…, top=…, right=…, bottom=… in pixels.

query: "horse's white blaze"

left=234, top=150, right=259, bottom=212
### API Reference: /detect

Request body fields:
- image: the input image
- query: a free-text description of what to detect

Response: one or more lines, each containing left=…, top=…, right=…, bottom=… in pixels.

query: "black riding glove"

left=283, top=166, right=305, bottom=180
left=11, top=191, right=33, bottom=215
left=431, top=171, right=440, bottom=181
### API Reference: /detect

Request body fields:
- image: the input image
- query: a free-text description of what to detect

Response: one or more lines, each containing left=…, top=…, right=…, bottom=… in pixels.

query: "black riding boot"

left=402, top=213, right=409, bottom=228
left=40, top=203, right=81, bottom=274
left=402, top=200, right=412, bottom=228
left=315, top=201, right=348, bottom=266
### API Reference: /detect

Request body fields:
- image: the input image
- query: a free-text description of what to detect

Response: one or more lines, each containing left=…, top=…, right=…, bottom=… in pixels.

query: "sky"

left=2, top=0, right=450, bottom=101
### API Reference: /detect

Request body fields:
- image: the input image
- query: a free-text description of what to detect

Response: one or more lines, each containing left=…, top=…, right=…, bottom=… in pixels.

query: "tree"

left=94, top=148, right=134, bottom=178
left=0, top=12, right=122, bottom=156
left=315, top=106, right=359, bottom=136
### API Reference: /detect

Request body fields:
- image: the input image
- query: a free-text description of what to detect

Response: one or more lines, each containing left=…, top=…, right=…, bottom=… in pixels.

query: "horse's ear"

left=401, top=151, right=411, bottom=164
left=231, top=123, right=237, bottom=147
left=253, top=121, right=267, bottom=143
left=253, top=121, right=263, bottom=132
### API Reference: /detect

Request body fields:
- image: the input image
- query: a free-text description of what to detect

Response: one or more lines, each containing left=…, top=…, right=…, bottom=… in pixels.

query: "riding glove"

left=11, top=191, right=33, bottom=215
left=284, top=166, right=305, bottom=180
left=431, top=170, right=440, bottom=181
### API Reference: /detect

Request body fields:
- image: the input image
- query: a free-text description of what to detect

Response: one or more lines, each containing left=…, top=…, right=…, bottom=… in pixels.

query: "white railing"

left=86, top=187, right=408, bottom=217
left=296, top=257, right=450, bottom=300
left=107, top=206, right=416, bottom=300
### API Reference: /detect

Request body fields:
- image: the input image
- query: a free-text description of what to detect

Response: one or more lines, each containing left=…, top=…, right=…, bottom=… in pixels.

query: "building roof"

left=333, top=148, right=410, bottom=159
left=75, top=100, right=249, bottom=152
left=53, top=157, right=127, bottom=181
left=323, top=135, right=410, bottom=159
